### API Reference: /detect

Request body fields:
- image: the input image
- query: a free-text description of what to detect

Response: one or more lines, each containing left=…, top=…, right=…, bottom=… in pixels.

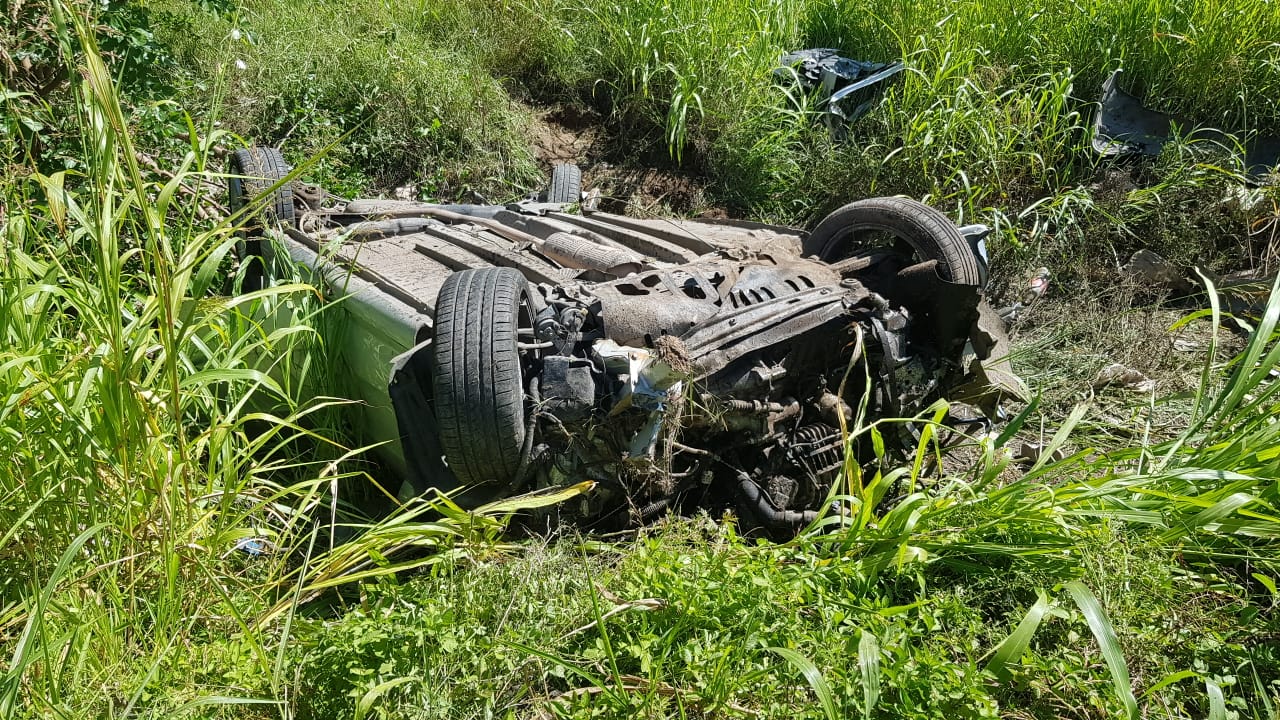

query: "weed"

left=0, top=10, right=582, bottom=716
left=111, top=0, right=1280, bottom=291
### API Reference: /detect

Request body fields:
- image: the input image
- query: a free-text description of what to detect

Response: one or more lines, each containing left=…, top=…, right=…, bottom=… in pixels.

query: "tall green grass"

left=540, top=0, right=1280, bottom=229
left=148, top=0, right=552, bottom=197
left=5, top=2, right=1280, bottom=717
left=1, top=8, right=341, bottom=714
left=0, top=8, right=589, bottom=716
left=136, top=0, right=1279, bottom=289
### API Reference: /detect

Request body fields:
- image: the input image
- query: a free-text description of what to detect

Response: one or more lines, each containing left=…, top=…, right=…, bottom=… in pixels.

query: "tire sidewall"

left=228, top=148, right=292, bottom=291
left=804, top=198, right=980, bottom=285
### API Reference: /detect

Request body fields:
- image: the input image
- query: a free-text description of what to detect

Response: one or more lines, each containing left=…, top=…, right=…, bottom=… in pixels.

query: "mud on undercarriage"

left=228, top=150, right=1023, bottom=533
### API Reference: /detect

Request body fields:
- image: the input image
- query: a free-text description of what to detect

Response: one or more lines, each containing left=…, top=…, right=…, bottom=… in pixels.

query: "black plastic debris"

left=1092, top=69, right=1280, bottom=178
left=1091, top=71, right=1172, bottom=157
left=776, top=49, right=905, bottom=138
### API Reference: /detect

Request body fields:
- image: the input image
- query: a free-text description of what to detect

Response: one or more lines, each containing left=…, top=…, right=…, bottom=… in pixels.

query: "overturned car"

left=228, top=148, right=1021, bottom=531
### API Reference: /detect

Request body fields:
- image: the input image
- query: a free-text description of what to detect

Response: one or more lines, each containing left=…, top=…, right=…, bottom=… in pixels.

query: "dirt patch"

left=527, top=104, right=721, bottom=217
left=530, top=105, right=600, bottom=165
left=588, top=164, right=712, bottom=217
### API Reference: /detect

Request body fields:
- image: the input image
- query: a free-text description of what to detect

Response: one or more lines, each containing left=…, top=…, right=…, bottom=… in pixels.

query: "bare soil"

left=530, top=105, right=600, bottom=165
left=528, top=105, right=718, bottom=217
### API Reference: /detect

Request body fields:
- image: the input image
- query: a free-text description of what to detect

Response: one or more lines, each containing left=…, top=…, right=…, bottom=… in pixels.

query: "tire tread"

left=431, top=268, right=527, bottom=486
left=546, top=163, right=582, bottom=204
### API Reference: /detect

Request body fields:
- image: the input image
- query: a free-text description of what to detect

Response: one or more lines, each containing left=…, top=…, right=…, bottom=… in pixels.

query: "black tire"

left=545, top=162, right=582, bottom=204
left=803, top=197, right=980, bottom=284
left=227, top=147, right=294, bottom=290
left=431, top=268, right=529, bottom=487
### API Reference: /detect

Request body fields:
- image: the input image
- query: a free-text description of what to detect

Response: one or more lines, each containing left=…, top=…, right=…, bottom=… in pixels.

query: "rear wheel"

left=544, top=162, right=582, bottom=204
left=227, top=147, right=294, bottom=291
left=803, top=197, right=980, bottom=284
left=431, top=268, right=530, bottom=488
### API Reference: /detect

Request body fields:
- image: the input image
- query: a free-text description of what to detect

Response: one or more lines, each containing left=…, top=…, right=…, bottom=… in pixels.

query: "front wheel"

left=430, top=268, right=531, bottom=488
left=803, top=197, right=981, bottom=285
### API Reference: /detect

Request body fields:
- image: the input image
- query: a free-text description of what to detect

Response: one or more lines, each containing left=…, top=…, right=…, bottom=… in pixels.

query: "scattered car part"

left=776, top=49, right=905, bottom=139
left=227, top=148, right=1023, bottom=531
left=1092, top=70, right=1280, bottom=178
left=1016, top=442, right=1066, bottom=465
left=229, top=537, right=273, bottom=557
left=1092, top=363, right=1156, bottom=393
left=997, top=266, right=1051, bottom=323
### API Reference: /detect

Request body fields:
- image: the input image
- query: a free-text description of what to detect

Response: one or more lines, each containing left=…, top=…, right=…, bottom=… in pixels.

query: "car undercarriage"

left=228, top=149, right=1023, bottom=532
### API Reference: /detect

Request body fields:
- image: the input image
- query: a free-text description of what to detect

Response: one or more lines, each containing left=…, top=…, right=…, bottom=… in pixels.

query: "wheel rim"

left=819, top=224, right=936, bottom=276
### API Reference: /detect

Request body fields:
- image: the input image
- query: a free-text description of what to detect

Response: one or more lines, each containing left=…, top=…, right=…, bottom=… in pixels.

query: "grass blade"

left=767, top=646, right=838, bottom=720
left=858, top=630, right=880, bottom=718
left=1027, top=403, right=1090, bottom=476
left=503, top=640, right=620, bottom=704
left=355, top=676, right=417, bottom=720
left=986, top=590, right=1052, bottom=682
left=1065, top=581, right=1138, bottom=720
left=1206, top=678, right=1227, bottom=720
left=473, top=480, right=596, bottom=515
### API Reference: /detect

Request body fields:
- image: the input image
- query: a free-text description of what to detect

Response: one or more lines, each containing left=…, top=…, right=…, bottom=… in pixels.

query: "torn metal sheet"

left=1093, top=70, right=1280, bottom=177
left=776, top=48, right=905, bottom=138
left=594, top=339, right=683, bottom=414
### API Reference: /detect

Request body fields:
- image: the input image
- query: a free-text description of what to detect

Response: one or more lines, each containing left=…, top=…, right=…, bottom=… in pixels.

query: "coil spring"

left=790, top=423, right=843, bottom=478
